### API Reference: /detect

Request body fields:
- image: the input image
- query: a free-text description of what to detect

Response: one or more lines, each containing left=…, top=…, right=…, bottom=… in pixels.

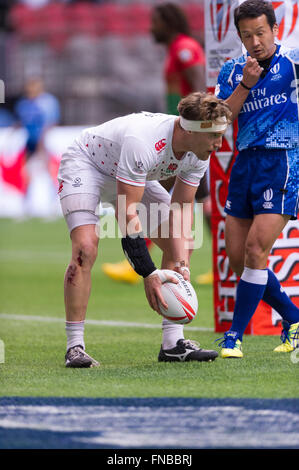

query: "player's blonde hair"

left=177, top=92, right=232, bottom=125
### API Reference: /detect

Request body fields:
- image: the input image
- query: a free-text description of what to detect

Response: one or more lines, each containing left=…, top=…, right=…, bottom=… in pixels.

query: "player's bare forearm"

left=116, top=181, right=145, bottom=235
left=166, top=236, right=192, bottom=278
left=167, top=178, right=196, bottom=273
left=168, top=204, right=193, bottom=259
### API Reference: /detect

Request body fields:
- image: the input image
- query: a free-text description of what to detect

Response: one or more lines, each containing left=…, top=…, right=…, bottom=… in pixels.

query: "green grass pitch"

left=0, top=217, right=298, bottom=398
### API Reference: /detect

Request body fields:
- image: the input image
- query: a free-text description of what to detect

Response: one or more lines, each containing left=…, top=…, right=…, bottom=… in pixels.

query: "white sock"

left=162, top=318, right=184, bottom=349
left=65, top=320, right=85, bottom=351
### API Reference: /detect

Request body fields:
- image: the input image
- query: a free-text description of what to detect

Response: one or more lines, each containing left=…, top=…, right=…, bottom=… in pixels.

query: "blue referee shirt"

left=215, top=44, right=299, bottom=152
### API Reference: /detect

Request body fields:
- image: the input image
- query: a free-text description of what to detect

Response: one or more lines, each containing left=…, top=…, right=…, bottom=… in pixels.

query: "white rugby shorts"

left=58, top=133, right=171, bottom=235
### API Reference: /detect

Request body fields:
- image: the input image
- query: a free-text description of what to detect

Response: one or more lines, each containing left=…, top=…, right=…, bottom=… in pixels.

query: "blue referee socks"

left=230, top=267, right=268, bottom=340
left=263, top=268, right=299, bottom=325
left=229, top=267, right=299, bottom=341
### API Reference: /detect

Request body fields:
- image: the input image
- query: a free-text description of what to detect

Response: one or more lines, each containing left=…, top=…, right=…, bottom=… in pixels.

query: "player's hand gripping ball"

left=158, top=270, right=198, bottom=324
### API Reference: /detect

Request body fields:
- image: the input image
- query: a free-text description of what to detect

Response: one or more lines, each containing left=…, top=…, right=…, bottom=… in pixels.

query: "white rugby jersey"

left=78, top=112, right=209, bottom=187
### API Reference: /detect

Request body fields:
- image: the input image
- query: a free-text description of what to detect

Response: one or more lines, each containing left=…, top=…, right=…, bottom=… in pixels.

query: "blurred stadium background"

left=0, top=0, right=205, bottom=218
left=0, top=0, right=204, bottom=125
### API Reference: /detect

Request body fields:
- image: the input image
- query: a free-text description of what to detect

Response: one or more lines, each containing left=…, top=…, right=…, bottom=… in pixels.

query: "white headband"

left=180, top=115, right=228, bottom=132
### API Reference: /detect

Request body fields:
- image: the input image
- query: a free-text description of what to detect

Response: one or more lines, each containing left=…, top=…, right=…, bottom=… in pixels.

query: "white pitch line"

left=0, top=313, right=213, bottom=331
left=0, top=250, right=70, bottom=263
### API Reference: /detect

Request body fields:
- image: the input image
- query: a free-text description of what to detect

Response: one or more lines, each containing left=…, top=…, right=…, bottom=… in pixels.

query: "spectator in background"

left=14, top=77, right=60, bottom=217
left=102, top=3, right=213, bottom=286
left=14, top=77, right=60, bottom=161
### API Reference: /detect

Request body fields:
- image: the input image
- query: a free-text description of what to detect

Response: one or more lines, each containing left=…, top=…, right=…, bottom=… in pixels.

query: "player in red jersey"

left=151, top=2, right=206, bottom=115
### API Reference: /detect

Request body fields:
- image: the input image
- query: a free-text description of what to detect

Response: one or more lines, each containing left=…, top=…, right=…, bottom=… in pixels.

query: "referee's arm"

left=225, top=56, right=263, bottom=120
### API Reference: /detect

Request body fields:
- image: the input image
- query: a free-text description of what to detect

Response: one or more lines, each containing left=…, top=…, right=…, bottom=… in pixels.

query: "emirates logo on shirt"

left=155, top=139, right=166, bottom=152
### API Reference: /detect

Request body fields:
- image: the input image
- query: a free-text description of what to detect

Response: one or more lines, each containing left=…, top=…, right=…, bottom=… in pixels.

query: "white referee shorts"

left=57, top=133, right=171, bottom=236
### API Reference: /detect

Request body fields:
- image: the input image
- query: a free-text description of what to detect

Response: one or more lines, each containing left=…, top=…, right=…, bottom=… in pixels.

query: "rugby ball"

left=158, top=270, right=198, bottom=324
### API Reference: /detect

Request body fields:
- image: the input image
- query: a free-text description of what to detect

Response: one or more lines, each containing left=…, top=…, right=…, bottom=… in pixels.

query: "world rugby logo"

left=270, top=63, right=280, bottom=74
left=270, top=62, right=282, bottom=81
left=264, top=188, right=273, bottom=202
left=263, top=188, right=274, bottom=209
left=209, top=0, right=232, bottom=42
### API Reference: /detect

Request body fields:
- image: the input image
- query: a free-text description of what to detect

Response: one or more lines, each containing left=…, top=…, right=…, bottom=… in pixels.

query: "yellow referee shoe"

left=216, top=331, right=243, bottom=358
left=101, top=259, right=141, bottom=284
left=274, top=321, right=299, bottom=352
